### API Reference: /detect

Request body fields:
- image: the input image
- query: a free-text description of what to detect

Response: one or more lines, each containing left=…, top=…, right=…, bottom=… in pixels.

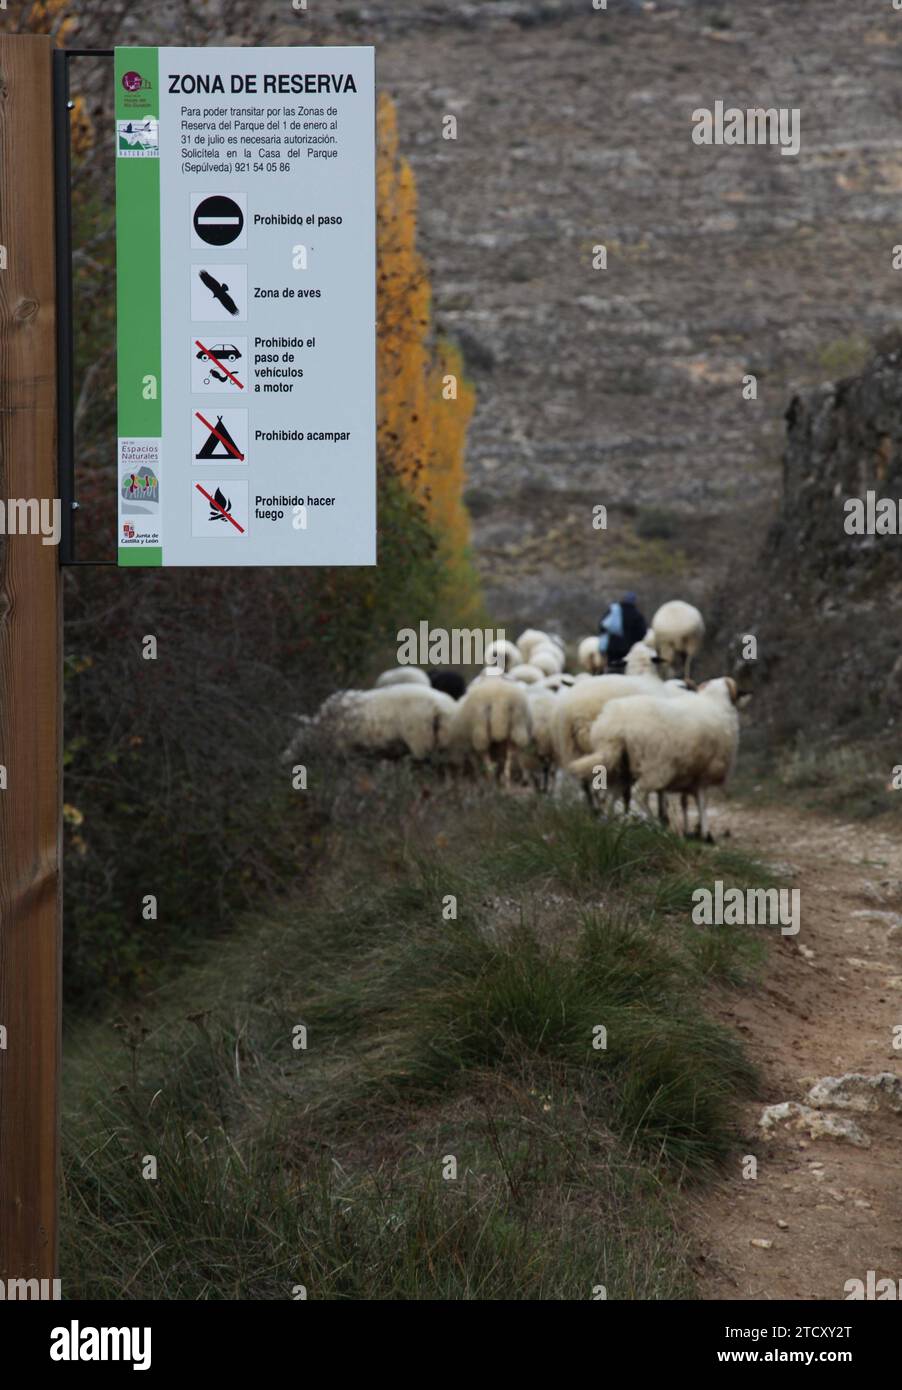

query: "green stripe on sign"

left=115, top=48, right=161, bottom=436
left=118, top=547, right=163, bottom=567
left=116, top=48, right=162, bottom=566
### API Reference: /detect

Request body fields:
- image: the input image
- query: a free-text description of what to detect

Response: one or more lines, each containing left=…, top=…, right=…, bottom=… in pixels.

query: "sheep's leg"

left=501, top=742, right=512, bottom=788
left=697, top=789, right=714, bottom=843
left=681, top=792, right=691, bottom=837
left=684, top=652, right=692, bottom=681
left=657, top=791, right=669, bottom=827
left=616, top=749, right=633, bottom=818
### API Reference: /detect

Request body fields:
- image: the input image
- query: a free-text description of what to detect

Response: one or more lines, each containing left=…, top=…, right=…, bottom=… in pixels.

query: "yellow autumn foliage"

left=376, top=93, right=481, bottom=616
left=69, top=96, right=94, bottom=158
left=22, top=2, right=93, bottom=150
left=23, top=0, right=76, bottom=40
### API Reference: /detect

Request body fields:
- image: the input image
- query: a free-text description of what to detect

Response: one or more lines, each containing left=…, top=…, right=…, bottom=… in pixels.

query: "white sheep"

left=508, top=662, right=544, bottom=685
left=553, top=669, right=670, bottom=775
left=515, top=628, right=552, bottom=663
left=648, top=600, right=705, bottom=679
left=529, top=644, right=565, bottom=676
left=449, top=674, right=531, bottom=786
left=517, top=687, right=557, bottom=791
left=553, top=659, right=694, bottom=811
left=286, top=684, right=456, bottom=764
left=375, top=666, right=431, bottom=689
left=577, top=635, right=605, bottom=675
left=569, top=676, right=742, bottom=839
left=623, top=640, right=661, bottom=677
left=539, top=671, right=574, bottom=692
left=484, top=638, right=522, bottom=672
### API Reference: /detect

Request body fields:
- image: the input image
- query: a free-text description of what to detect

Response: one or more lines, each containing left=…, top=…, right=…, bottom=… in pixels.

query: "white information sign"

left=115, top=45, right=375, bottom=566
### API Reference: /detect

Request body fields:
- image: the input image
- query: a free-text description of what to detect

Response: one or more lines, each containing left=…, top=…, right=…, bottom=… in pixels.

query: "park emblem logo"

left=121, top=70, right=151, bottom=93
left=120, top=467, right=160, bottom=514
left=118, top=66, right=155, bottom=123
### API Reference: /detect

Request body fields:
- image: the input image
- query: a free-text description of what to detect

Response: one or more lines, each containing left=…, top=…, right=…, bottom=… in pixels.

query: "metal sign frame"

left=53, top=47, right=115, bottom=567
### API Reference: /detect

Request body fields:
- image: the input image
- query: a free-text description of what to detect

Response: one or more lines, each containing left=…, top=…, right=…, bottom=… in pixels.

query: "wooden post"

left=0, top=33, right=62, bottom=1286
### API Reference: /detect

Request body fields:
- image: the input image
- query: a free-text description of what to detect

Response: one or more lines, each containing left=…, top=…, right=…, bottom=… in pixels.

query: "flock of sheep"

left=286, top=599, right=746, bottom=840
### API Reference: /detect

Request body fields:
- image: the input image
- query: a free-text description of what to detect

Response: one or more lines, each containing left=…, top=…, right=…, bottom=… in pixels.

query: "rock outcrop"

left=768, top=334, right=902, bottom=598
left=714, top=338, right=902, bottom=741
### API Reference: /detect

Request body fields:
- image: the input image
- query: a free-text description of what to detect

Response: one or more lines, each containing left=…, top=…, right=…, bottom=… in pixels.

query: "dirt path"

left=686, top=797, right=902, bottom=1301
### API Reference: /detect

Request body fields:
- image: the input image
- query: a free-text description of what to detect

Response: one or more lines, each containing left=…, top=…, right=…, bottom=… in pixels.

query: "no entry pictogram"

left=193, top=193, right=244, bottom=247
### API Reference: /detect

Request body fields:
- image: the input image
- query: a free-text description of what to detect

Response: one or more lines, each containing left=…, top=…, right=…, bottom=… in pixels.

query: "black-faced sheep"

left=428, top=669, right=467, bottom=701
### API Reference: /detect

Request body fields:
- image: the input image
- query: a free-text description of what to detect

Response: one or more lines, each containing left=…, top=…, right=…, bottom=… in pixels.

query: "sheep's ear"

left=737, top=691, right=753, bottom=710
left=724, top=677, right=738, bottom=704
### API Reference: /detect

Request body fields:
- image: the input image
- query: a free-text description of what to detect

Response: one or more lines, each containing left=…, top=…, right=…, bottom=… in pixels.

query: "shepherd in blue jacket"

left=598, top=591, right=648, bottom=673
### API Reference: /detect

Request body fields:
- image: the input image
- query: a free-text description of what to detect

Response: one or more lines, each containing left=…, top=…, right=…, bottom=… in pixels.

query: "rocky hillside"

left=284, top=0, right=902, bottom=648
left=714, top=338, right=902, bottom=743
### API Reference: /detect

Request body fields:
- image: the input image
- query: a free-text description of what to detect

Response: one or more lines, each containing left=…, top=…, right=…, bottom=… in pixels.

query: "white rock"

left=805, top=1072, right=902, bottom=1115
left=758, top=1101, right=870, bottom=1148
